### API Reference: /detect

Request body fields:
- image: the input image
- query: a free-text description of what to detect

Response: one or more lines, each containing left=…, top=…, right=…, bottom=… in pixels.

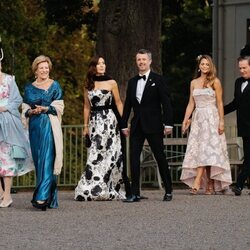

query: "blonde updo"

left=32, top=55, right=52, bottom=75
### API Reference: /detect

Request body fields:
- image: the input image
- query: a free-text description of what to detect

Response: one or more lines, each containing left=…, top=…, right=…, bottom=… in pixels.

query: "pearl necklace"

left=34, top=78, right=49, bottom=86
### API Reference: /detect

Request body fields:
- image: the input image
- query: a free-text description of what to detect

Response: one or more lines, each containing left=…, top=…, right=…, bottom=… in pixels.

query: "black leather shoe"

left=163, top=193, right=173, bottom=201
left=123, top=195, right=140, bottom=203
left=11, top=188, right=17, bottom=194
left=232, top=186, right=242, bottom=196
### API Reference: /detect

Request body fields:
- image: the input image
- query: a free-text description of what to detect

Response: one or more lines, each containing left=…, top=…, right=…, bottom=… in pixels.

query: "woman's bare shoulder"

left=190, top=79, right=197, bottom=87
left=107, top=79, right=118, bottom=87
left=213, top=77, right=222, bottom=88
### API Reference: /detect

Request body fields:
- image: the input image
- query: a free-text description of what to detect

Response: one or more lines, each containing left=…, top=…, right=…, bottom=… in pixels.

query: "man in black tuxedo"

left=122, top=49, right=173, bottom=202
left=224, top=52, right=250, bottom=196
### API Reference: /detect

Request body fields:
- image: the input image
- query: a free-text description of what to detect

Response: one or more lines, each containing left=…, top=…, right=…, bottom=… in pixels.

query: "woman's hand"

left=28, top=108, right=40, bottom=115
left=0, top=107, right=7, bottom=112
left=83, top=126, right=89, bottom=136
left=218, top=121, right=225, bottom=135
left=164, top=127, right=172, bottom=135
left=28, top=105, right=48, bottom=115
left=182, top=119, right=191, bottom=134
left=35, top=105, right=49, bottom=113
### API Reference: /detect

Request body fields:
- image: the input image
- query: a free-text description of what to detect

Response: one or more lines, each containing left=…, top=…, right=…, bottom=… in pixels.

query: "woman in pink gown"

left=180, top=55, right=232, bottom=194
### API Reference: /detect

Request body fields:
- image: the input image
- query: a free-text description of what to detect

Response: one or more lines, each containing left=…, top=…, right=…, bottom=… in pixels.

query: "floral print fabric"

left=0, top=142, right=17, bottom=176
left=0, top=75, right=33, bottom=176
left=75, top=89, right=125, bottom=201
left=0, top=79, right=9, bottom=106
left=180, top=88, right=232, bottom=191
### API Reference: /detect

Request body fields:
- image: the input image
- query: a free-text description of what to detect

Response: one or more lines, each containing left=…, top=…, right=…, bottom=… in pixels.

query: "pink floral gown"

left=180, top=88, right=232, bottom=191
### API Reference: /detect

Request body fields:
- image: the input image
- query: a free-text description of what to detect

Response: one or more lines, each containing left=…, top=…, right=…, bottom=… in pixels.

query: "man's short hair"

left=238, top=56, right=250, bottom=65
left=137, top=49, right=152, bottom=60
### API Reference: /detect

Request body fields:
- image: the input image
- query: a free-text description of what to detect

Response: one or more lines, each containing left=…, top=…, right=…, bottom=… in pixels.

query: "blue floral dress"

left=0, top=73, right=33, bottom=177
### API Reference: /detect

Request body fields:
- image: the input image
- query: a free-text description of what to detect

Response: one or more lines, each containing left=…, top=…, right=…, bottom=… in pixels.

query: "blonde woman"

left=180, top=55, right=232, bottom=194
left=22, top=55, right=64, bottom=210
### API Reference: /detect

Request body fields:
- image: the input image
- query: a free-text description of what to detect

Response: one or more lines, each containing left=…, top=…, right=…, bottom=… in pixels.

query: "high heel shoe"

left=189, top=187, right=199, bottom=195
left=205, top=181, right=215, bottom=195
left=205, top=187, right=215, bottom=195
left=0, top=198, right=13, bottom=208
left=0, top=192, right=4, bottom=200
left=32, top=201, right=48, bottom=211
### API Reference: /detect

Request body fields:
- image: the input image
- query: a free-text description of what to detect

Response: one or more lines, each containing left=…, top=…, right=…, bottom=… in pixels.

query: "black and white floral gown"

left=75, top=89, right=125, bottom=201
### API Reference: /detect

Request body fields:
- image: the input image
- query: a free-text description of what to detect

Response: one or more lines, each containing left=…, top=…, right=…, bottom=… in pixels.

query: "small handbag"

left=85, top=134, right=91, bottom=148
left=10, top=145, right=27, bottom=160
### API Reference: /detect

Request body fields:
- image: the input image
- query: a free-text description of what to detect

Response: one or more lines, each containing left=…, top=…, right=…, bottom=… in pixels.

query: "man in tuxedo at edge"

left=122, top=49, right=173, bottom=202
left=224, top=45, right=250, bottom=196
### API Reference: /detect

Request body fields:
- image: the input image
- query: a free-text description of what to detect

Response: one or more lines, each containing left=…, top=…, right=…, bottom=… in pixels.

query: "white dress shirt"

left=135, top=70, right=172, bottom=130
left=241, top=80, right=248, bottom=92
left=136, top=70, right=150, bottom=103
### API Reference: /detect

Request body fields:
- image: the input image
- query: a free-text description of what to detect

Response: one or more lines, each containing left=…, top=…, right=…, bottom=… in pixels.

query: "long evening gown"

left=24, top=81, right=63, bottom=208
left=180, top=88, right=232, bottom=191
left=75, top=89, right=125, bottom=201
left=0, top=73, right=33, bottom=177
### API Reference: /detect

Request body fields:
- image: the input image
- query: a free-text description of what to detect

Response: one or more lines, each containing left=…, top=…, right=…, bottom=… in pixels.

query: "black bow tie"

left=138, top=75, right=146, bottom=81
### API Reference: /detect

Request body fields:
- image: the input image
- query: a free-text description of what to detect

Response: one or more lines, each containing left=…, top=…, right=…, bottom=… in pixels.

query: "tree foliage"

left=0, top=0, right=96, bottom=124
left=96, top=0, right=162, bottom=100
left=0, top=0, right=213, bottom=124
left=162, top=0, right=212, bottom=122
left=43, top=0, right=98, bottom=38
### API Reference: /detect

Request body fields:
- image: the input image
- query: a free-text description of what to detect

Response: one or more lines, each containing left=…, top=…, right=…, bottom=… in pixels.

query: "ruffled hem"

left=180, top=164, right=232, bottom=191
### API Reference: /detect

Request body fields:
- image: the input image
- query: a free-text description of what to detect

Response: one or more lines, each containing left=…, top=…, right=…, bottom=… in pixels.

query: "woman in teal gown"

left=23, top=55, right=64, bottom=210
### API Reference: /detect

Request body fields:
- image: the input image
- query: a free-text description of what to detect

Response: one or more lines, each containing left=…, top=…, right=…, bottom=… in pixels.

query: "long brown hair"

left=85, top=55, right=104, bottom=90
left=194, top=55, right=217, bottom=88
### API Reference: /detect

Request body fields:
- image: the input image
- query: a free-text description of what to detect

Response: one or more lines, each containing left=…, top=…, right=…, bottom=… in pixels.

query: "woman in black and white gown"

left=75, top=55, right=125, bottom=201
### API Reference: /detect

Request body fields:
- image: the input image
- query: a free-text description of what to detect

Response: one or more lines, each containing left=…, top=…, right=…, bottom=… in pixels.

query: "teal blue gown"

left=24, top=81, right=63, bottom=208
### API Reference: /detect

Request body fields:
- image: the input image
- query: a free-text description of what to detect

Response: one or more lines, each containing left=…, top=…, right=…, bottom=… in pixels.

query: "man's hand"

left=164, top=127, right=172, bottom=135
left=122, top=128, right=130, bottom=137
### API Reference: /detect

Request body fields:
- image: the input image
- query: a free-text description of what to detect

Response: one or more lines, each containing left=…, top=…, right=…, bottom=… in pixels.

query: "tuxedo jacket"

left=122, top=71, right=173, bottom=134
left=224, top=77, right=250, bottom=137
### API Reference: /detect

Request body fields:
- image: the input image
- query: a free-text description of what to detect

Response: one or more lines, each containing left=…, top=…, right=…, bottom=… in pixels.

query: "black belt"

left=91, top=105, right=112, bottom=111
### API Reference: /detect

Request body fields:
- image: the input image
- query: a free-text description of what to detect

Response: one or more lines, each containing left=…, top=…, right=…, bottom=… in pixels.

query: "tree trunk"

left=96, top=0, right=162, bottom=100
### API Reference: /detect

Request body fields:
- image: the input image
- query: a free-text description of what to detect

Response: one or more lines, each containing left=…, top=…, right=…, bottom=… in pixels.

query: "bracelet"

left=83, top=124, right=89, bottom=127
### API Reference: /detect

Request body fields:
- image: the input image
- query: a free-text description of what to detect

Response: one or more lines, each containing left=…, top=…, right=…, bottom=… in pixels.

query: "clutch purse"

left=85, top=134, right=91, bottom=148
left=10, top=145, right=27, bottom=160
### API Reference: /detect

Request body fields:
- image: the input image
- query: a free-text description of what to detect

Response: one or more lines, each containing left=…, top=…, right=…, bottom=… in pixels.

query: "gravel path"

left=0, top=189, right=249, bottom=250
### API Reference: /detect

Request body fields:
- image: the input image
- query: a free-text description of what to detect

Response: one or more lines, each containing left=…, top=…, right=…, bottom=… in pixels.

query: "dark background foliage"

left=0, top=0, right=212, bottom=124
